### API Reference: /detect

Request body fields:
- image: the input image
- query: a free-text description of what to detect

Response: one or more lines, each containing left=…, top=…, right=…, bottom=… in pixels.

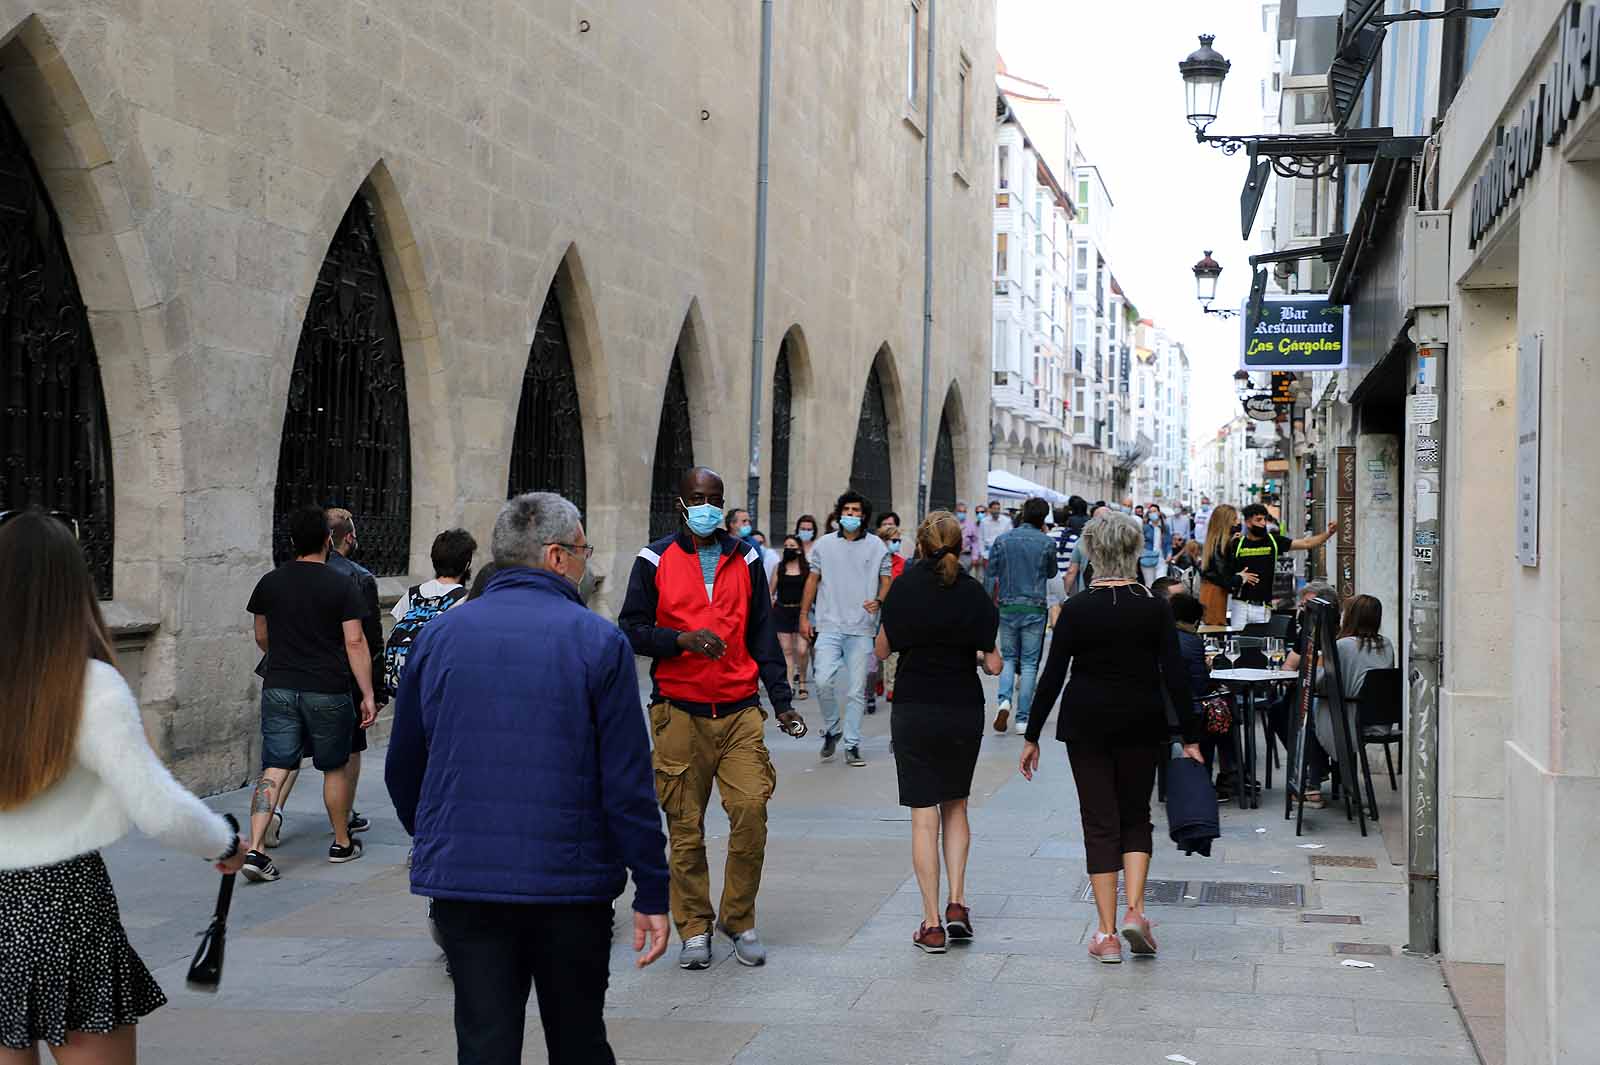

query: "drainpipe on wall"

left=745, top=0, right=774, bottom=525
left=1406, top=305, right=1447, bottom=956
left=915, top=0, right=936, bottom=520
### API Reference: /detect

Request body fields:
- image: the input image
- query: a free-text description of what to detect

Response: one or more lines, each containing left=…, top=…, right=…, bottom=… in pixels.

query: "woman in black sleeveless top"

left=771, top=534, right=810, bottom=699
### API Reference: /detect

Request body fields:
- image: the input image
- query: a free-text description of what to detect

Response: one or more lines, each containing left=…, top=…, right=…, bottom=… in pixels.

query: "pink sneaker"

left=1120, top=910, right=1157, bottom=957
left=1088, top=931, right=1123, bottom=964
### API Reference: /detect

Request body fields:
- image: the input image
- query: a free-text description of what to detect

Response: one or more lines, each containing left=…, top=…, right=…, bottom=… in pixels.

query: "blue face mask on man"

left=839, top=515, right=862, bottom=534
left=681, top=499, right=723, bottom=537
left=738, top=523, right=753, bottom=538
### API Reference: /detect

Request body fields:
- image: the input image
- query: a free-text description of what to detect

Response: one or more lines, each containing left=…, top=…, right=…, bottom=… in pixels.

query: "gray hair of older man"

left=1300, top=581, right=1337, bottom=605
left=1079, top=511, right=1142, bottom=581
left=492, top=492, right=582, bottom=569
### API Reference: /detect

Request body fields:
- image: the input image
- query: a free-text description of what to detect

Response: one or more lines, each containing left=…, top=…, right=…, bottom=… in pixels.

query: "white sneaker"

left=1014, top=720, right=1028, bottom=735
left=263, top=809, right=284, bottom=849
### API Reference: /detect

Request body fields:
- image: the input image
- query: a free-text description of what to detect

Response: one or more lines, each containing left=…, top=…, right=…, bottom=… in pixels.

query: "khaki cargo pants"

left=648, top=701, right=776, bottom=940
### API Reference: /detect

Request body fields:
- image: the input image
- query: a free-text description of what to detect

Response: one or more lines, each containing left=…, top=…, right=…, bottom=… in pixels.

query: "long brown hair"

left=0, top=511, right=117, bottom=810
left=1200, top=503, right=1239, bottom=570
left=916, top=510, right=964, bottom=587
left=1338, top=593, right=1385, bottom=653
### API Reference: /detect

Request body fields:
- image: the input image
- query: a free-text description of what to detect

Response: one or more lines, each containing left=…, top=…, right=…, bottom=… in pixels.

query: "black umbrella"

left=186, top=813, right=239, bottom=992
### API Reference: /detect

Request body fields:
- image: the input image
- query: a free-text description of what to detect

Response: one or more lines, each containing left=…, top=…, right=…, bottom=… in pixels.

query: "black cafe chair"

left=1348, top=668, right=1405, bottom=818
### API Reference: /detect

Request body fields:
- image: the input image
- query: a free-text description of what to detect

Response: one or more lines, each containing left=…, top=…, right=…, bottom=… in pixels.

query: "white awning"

left=986, top=469, right=1067, bottom=504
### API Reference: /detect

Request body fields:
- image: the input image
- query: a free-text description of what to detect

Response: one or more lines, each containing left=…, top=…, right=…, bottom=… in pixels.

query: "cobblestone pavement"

left=113, top=669, right=1478, bottom=1065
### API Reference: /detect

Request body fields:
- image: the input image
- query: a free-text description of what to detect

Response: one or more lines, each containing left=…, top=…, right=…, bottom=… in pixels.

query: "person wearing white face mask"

left=872, top=524, right=907, bottom=703
left=955, top=502, right=981, bottom=572
left=799, top=490, right=893, bottom=767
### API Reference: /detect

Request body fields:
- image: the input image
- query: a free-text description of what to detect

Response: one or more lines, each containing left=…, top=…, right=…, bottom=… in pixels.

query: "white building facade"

left=990, top=74, right=1077, bottom=496
left=1130, top=321, right=1191, bottom=505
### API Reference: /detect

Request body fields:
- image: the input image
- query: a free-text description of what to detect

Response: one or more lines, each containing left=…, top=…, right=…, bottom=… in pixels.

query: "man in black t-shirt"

left=1224, top=503, right=1338, bottom=628
left=242, top=504, right=377, bottom=882
left=264, top=507, right=384, bottom=850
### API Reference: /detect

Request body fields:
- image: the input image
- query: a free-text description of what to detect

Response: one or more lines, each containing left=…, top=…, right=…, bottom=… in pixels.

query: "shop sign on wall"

left=1336, top=446, right=1357, bottom=601
left=1518, top=335, right=1542, bottom=567
left=1469, top=0, right=1600, bottom=249
left=1241, top=295, right=1349, bottom=371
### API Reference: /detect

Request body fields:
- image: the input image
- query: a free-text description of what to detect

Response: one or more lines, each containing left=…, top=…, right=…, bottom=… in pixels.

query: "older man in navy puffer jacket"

left=386, top=492, right=670, bottom=1065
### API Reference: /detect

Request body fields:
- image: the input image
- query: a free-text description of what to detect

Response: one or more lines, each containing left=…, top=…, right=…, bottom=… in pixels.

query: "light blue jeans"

left=997, top=611, right=1048, bottom=725
left=813, top=631, right=874, bottom=749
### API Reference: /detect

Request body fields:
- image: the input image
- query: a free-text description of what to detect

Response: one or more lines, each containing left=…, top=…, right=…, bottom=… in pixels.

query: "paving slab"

left=94, top=666, right=1473, bottom=1064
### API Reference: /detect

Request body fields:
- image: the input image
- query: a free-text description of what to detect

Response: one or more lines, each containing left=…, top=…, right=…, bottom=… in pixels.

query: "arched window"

left=930, top=411, right=957, bottom=513
left=648, top=353, right=693, bottom=541
left=769, top=341, right=792, bottom=538
left=508, top=283, right=585, bottom=513
left=271, top=192, right=411, bottom=574
left=849, top=364, right=893, bottom=518
left=0, top=99, right=115, bottom=597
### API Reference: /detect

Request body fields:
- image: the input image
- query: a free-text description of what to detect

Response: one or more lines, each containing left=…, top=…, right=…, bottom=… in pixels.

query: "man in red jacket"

left=620, top=466, right=806, bottom=971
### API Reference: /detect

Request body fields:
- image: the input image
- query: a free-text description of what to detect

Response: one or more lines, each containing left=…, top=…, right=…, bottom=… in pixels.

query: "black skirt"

left=891, top=701, right=984, bottom=808
left=772, top=603, right=801, bottom=634
left=0, top=851, right=166, bottom=1049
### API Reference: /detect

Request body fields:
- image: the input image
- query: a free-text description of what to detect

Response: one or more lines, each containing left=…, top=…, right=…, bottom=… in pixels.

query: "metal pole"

left=746, top=0, right=774, bottom=525
left=916, top=0, right=936, bottom=519
left=1405, top=313, right=1447, bottom=955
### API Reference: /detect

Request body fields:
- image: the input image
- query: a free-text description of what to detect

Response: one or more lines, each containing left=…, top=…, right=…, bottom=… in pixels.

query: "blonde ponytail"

left=916, top=511, right=965, bottom=588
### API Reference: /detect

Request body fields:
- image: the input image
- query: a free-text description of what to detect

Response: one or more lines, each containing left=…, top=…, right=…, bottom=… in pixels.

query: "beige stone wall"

left=0, top=1, right=997, bottom=791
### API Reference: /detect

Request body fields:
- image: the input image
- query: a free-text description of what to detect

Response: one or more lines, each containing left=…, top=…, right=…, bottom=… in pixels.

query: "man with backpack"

left=1224, top=503, right=1337, bottom=627
left=386, top=528, right=478, bottom=689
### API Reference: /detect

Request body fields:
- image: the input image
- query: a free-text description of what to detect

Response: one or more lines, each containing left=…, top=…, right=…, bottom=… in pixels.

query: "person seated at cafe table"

left=1170, top=592, right=1239, bottom=802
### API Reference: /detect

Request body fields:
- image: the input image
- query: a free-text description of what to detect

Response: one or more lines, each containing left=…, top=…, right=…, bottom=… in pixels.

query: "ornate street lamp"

left=1177, top=34, right=1423, bottom=180
left=1178, top=35, right=1230, bottom=137
left=1234, top=370, right=1253, bottom=401
left=1192, top=250, right=1238, bottom=318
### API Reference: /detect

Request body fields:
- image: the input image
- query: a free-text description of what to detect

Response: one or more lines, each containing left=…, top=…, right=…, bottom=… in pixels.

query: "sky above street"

left=996, top=0, right=1273, bottom=446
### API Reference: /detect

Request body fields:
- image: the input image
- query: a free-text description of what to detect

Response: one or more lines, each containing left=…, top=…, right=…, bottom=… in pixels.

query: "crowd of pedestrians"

left=1, top=480, right=1361, bottom=1064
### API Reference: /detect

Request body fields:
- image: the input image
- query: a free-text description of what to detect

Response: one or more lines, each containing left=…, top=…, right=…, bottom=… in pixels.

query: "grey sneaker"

left=678, top=932, right=712, bottom=970
left=845, top=746, right=866, bottom=767
left=717, top=923, right=767, bottom=967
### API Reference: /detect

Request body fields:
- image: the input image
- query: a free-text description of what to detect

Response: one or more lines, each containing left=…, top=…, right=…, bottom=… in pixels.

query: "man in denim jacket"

left=986, top=497, right=1059, bottom=735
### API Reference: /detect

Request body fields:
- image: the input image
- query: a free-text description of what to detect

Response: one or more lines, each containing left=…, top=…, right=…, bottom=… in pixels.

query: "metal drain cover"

left=1311, top=854, right=1379, bottom=869
left=1075, top=878, right=1190, bottom=906
left=1199, top=881, right=1305, bottom=908
left=1334, top=942, right=1393, bottom=956
left=1301, top=914, right=1362, bottom=924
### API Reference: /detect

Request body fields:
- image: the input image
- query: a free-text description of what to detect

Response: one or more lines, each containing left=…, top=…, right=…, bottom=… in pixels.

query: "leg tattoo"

left=252, top=776, right=276, bottom=815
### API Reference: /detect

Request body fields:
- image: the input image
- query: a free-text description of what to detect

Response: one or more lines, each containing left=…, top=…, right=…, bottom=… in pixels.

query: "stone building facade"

left=0, top=1, right=997, bottom=791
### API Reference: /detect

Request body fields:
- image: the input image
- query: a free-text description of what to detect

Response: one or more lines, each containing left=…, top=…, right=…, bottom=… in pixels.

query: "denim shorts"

left=260, top=688, right=355, bottom=771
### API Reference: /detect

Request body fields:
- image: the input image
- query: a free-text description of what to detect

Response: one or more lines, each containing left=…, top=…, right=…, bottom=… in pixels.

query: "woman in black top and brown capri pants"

left=1020, top=512, right=1205, bottom=964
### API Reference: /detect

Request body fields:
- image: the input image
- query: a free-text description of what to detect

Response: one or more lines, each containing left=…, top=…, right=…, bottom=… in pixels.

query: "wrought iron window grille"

left=0, top=100, right=115, bottom=598
left=271, top=192, right=411, bottom=575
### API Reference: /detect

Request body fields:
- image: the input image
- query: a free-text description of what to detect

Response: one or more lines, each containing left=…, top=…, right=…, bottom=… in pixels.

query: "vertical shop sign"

left=1517, top=335, right=1542, bottom=566
left=1335, top=446, right=1357, bottom=601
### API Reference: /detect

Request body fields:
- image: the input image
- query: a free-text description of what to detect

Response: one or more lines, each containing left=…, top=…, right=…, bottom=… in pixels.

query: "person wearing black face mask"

left=772, top=535, right=811, bottom=699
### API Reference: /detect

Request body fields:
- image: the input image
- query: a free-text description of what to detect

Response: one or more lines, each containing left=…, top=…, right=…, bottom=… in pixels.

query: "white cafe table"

left=1210, top=668, right=1298, bottom=683
left=1208, top=669, right=1299, bottom=807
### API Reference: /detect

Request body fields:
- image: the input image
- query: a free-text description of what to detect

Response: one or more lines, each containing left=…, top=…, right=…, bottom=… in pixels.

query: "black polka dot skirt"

left=0, top=851, right=166, bottom=1049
